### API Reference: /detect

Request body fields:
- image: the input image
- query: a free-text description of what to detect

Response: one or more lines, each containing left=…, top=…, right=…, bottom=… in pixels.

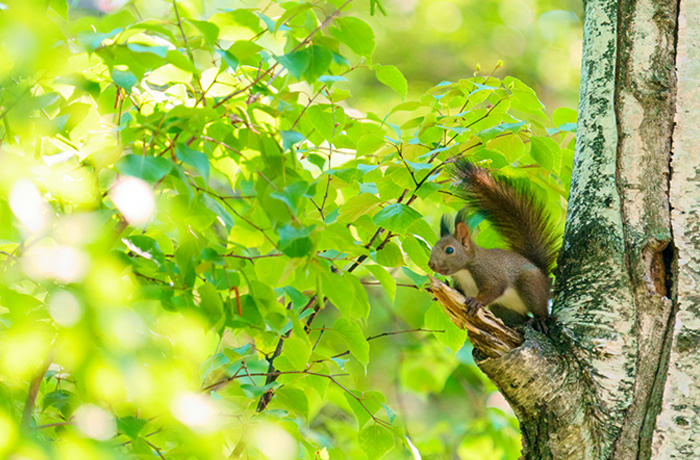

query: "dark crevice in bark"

left=661, top=242, right=674, bottom=298
left=637, top=244, right=678, bottom=460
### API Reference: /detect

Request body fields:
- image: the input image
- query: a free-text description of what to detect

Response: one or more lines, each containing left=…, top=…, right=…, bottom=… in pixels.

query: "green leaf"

left=202, top=195, right=234, bottom=230
left=530, top=137, right=558, bottom=170
left=275, top=3, right=312, bottom=31
left=360, top=183, right=379, bottom=195
left=276, top=50, right=309, bottom=79
left=284, top=286, right=309, bottom=311
left=381, top=404, right=396, bottom=424
left=123, top=235, right=165, bottom=266
left=198, top=283, right=224, bottom=326
left=504, top=76, right=545, bottom=114
left=111, top=69, right=138, bottom=92
left=258, top=13, right=278, bottom=32
left=275, top=386, right=309, bottom=419
left=375, top=65, right=407, bottom=97
left=283, top=334, right=311, bottom=370
left=359, top=424, right=394, bottom=459
left=401, top=236, right=430, bottom=269
left=320, top=271, right=358, bottom=317
left=338, top=193, right=381, bottom=222
left=77, top=28, right=123, bottom=51
left=401, top=267, right=428, bottom=287
left=330, top=17, right=375, bottom=57
left=365, top=265, right=396, bottom=301
left=319, top=75, right=348, bottom=84
left=216, top=49, right=239, bottom=70
left=373, top=203, right=421, bottom=233
left=280, top=130, right=305, bottom=151
left=334, top=317, right=369, bottom=367
left=374, top=242, right=403, bottom=267
left=348, top=275, right=371, bottom=319
left=127, top=43, right=169, bottom=58
left=477, top=121, right=526, bottom=142
left=188, top=19, right=220, bottom=45
left=175, top=144, right=210, bottom=181
left=116, top=155, right=172, bottom=183
left=166, top=50, right=197, bottom=72
left=345, top=390, right=384, bottom=429
left=48, top=0, right=67, bottom=16
left=553, top=106, right=578, bottom=126
left=278, top=225, right=314, bottom=258
left=174, top=237, right=198, bottom=287
left=424, top=303, right=467, bottom=352
left=42, top=389, right=73, bottom=416
left=229, top=40, right=263, bottom=59
left=226, top=8, right=263, bottom=33
left=305, top=105, right=336, bottom=141
left=117, top=416, right=147, bottom=439
left=303, top=45, right=332, bottom=82
left=270, top=181, right=309, bottom=215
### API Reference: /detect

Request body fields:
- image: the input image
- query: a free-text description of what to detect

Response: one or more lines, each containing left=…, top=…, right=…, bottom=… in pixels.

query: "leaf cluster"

left=0, top=0, right=574, bottom=458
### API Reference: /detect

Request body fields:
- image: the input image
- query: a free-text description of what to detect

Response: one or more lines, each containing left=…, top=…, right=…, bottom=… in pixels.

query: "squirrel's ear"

left=440, top=214, right=452, bottom=237
left=455, top=221, right=471, bottom=243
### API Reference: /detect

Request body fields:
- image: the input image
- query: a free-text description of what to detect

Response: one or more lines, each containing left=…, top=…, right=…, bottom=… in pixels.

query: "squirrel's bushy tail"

left=453, top=159, right=559, bottom=275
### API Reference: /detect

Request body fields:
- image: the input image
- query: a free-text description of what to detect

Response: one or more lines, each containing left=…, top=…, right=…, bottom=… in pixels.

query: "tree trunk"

left=432, top=1, right=700, bottom=458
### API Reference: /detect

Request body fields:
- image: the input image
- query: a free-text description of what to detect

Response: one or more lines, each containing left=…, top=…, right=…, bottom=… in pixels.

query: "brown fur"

left=452, top=159, right=559, bottom=275
left=428, top=161, right=559, bottom=322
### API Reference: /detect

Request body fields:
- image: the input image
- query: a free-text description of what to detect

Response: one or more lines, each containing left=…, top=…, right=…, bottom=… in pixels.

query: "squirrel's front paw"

left=465, top=297, right=483, bottom=315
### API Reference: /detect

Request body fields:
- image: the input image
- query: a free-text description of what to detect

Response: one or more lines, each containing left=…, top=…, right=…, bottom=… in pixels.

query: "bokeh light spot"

left=251, top=423, right=298, bottom=460
left=48, top=290, right=83, bottom=327
left=9, top=179, right=49, bottom=234
left=22, top=244, right=89, bottom=283
left=171, top=392, right=220, bottom=432
left=73, top=405, right=117, bottom=441
left=425, top=1, right=462, bottom=34
left=110, top=177, right=155, bottom=227
left=0, top=411, right=17, bottom=453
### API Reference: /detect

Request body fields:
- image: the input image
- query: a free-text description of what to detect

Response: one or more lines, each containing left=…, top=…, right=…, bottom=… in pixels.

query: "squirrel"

left=428, top=159, right=559, bottom=326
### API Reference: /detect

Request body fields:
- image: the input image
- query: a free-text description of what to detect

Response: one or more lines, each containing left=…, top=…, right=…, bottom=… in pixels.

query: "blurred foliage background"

left=353, top=0, right=582, bottom=114
left=0, top=0, right=579, bottom=459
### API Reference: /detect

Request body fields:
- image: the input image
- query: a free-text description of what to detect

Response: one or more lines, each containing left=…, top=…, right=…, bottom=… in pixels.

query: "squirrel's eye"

left=445, top=247, right=454, bottom=255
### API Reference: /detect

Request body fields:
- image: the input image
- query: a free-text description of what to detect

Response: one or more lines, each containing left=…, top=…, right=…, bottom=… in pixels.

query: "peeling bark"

left=429, top=276, right=523, bottom=357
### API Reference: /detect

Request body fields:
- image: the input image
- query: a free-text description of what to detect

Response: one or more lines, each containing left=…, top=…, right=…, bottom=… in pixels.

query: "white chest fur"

left=451, top=269, right=529, bottom=315
left=494, top=287, right=529, bottom=315
left=452, top=269, right=478, bottom=296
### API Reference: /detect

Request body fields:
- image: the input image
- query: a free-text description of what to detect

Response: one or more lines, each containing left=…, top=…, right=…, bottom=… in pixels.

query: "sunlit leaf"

left=330, top=17, right=375, bottom=57
left=374, top=65, right=407, bottom=97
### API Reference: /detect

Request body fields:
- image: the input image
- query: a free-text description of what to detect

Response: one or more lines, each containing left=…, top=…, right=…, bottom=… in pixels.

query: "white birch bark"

left=650, top=1, right=700, bottom=457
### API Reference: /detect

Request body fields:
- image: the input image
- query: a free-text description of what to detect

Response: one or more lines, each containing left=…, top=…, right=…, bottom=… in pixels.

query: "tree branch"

left=428, top=276, right=523, bottom=357
left=429, top=275, right=600, bottom=458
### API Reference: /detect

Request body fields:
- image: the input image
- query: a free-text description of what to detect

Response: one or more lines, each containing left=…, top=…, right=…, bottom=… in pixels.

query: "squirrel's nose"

left=428, top=260, right=436, bottom=271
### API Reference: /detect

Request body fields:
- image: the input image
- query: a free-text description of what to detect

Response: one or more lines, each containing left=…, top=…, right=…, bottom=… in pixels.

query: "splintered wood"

left=429, top=276, right=524, bottom=358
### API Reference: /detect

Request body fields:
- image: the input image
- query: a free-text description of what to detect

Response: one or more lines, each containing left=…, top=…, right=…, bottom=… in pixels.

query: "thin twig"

left=144, top=438, right=167, bottom=460
left=22, top=359, right=50, bottom=428
left=305, top=371, right=392, bottom=428
left=36, top=421, right=72, bottom=429
left=256, top=302, right=294, bottom=412
left=172, top=0, right=206, bottom=104
left=315, top=328, right=444, bottom=362
left=214, top=0, right=354, bottom=109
